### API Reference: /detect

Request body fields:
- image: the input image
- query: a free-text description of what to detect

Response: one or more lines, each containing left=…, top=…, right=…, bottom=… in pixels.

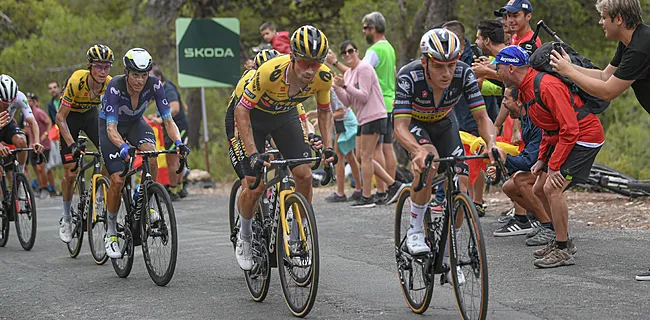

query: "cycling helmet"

left=420, top=28, right=461, bottom=63
left=290, top=25, right=329, bottom=62
left=87, top=44, right=114, bottom=63
left=0, top=74, right=18, bottom=102
left=254, top=49, right=280, bottom=69
left=123, top=48, right=153, bottom=73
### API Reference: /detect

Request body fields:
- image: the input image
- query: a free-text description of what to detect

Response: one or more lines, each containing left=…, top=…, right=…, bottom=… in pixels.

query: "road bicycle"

left=0, top=148, right=43, bottom=250
left=66, top=136, right=110, bottom=264
left=394, top=149, right=506, bottom=319
left=111, top=148, right=187, bottom=286
left=229, top=148, right=333, bottom=317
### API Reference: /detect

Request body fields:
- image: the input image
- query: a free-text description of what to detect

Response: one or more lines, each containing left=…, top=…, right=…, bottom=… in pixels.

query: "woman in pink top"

left=332, top=40, right=404, bottom=208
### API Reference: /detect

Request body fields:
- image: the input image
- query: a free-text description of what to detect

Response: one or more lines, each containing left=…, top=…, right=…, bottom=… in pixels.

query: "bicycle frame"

left=71, top=151, right=104, bottom=224
left=0, top=148, right=40, bottom=220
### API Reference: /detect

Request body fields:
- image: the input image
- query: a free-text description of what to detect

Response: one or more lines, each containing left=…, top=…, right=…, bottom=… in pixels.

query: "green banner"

left=176, top=18, right=240, bottom=88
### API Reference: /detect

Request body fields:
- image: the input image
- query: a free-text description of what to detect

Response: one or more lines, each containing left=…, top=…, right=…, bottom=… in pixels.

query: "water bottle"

left=430, top=213, right=444, bottom=253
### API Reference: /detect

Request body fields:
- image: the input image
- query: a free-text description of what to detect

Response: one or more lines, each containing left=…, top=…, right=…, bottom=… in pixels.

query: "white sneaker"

left=235, top=232, right=253, bottom=271
left=446, top=266, right=466, bottom=286
left=59, top=219, right=72, bottom=243
left=105, top=235, right=122, bottom=259
left=406, top=231, right=430, bottom=255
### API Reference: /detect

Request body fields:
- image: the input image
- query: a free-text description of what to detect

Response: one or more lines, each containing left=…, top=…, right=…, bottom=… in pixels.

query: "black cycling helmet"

left=87, top=44, right=114, bottom=63
left=290, top=25, right=329, bottom=62
left=123, top=48, right=153, bottom=73
left=254, top=49, right=280, bottom=69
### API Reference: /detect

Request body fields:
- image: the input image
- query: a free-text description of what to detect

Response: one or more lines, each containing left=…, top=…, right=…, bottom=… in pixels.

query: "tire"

left=228, top=179, right=242, bottom=250
left=66, top=181, right=85, bottom=258
left=0, top=206, right=9, bottom=247
left=88, top=176, right=109, bottom=265
left=277, top=192, right=319, bottom=318
left=394, top=187, right=433, bottom=314
left=13, top=173, right=36, bottom=251
left=112, top=188, right=134, bottom=279
left=449, top=192, right=488, bottom=320
left=141, top=182, right=178, bottom=286
left=244, top=205, right=271, bottom=302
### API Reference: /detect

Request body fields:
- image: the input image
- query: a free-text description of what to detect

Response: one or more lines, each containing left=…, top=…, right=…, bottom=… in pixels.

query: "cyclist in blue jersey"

left=99, top=48, right=190, bottom=258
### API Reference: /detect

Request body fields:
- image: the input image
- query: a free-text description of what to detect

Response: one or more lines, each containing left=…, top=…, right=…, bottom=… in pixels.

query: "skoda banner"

left=176, top=18, right=240, bottom=87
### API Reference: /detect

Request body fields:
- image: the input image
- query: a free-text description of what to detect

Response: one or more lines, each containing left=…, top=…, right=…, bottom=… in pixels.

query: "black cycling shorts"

left=59, top=108, right=100, bottom=164
left=225, top=106, right=246, bottom=179
left=163, top=125, right=188, bottom=150
left=543, top=144, right=601, bottom=189
left=99, top=118, right=156, bottom=175
left=381, top=112, right=394, bottom=144
left=408, top=116, right=469, bottom=176
left=357, top=117, right=387, bottom=136
left=0, top=120, right=25, bottom=145
left=334, top=120, right=346, bottom=134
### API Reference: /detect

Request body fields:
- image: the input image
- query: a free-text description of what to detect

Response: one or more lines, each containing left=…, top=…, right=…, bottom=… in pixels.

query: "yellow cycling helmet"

left=290, top=25, right=329, bottom=62
left=87, top=44, right=114, bottom=63
left=254, top=49, right=280, bottom=69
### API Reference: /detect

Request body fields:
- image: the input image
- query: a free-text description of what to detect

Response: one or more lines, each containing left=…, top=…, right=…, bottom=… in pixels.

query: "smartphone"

left=470, top=44, right=481, bottom=58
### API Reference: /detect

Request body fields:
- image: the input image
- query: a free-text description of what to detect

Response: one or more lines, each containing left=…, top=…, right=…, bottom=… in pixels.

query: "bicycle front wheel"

left=141, top=182, right=178, bottom=286
left=277, top=191, right=319, bottom=318
left=88, top=176, right=109, bottom=265
left=67, top=182, right=84, bottom=257
left=111, top=188, right=134, bottom=278
left=0, top=206, right=9, bottom=247
left=228, top=179, right=242, bottom=250
left=13, top=173, right=36, bottom=251
left=245, top=203, right=271, bottom=302
left=449, top=192, right=488, bottom=320
left=394, top=187, right=433, bottom=314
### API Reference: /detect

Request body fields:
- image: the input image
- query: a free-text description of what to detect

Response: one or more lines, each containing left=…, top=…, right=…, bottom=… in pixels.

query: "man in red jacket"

left=493, top=46, right=605, bottom=269
left=259, top=22, right=291, bottom=54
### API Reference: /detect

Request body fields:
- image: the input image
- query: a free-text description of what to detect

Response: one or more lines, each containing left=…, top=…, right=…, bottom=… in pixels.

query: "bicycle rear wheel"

left=277, top=191, right=319, bottom=318
left=112, top=188, right=134, bottom=278
left=0, top=206, right=9, bottom=247
left=88, top=176, right=109, bottom=265
left=245, top=204, right=271, bottom=302
left=67, top=183, right=84, bottom=257
left=449, top=192, right=488, bottom=320
left=13, top=173, right=36, bottom=251
left=141, top=182, right=178, bottom=286
left=394, top=187, right=433, bottom=314
left=228, top=179, right=242, bottom=250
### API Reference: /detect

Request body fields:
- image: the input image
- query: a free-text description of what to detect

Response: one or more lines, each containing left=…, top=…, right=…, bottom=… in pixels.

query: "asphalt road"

left=2, top=188, right=650, bottom=320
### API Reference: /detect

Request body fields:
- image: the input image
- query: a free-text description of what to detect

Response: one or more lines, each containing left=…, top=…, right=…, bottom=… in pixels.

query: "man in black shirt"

left=149, top=65, right=190, bottom=200
left=550, top=0, right=650, bottom=114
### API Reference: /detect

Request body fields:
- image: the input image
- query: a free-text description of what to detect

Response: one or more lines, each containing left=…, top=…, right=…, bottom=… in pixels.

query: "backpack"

left=523, top=41, right=610, bottom=121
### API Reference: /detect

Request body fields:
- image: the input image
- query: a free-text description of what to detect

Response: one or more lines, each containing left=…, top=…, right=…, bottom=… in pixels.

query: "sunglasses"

left=341, top=48, right=356, bottom=56
left=362, top=25, right=373, bottom=30
left=92, top=64, right=112, bottom=71
left=295, top=58, right=322, bottom=71
left=0, top=98, right=12, bottom=103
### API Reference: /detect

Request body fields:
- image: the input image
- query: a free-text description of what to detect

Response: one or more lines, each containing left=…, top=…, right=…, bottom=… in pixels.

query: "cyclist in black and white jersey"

left=393, top=29, right=500, bottom=269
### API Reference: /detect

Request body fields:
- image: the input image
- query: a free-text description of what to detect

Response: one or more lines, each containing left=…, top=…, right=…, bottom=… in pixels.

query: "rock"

left=188, top=169, right=212, bottom=182
left=587, top=221, right=594, bottom=226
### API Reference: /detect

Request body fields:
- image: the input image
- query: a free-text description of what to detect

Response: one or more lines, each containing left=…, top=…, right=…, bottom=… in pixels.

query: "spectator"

left=496, top=0, right=542, bottom=48
left=259, top=22, right=291, bottom=54
left=332, top=40, right=404, bottom=208
left=317, top=88, right=362, bottom=203
left=488, top=87, right=554, bottom=247
left=149, top=65, right=190, bottom=201
left=243, top=58, right=255, bottom=71
left=494, top=11, right=512, bottom=44
left=45, top=81, right=62, bottom=196
left=494, top=45, right=604, bottom=268
left=47, top=81, right=61, bottom=123
left=25, top=93, right=52, bottom=198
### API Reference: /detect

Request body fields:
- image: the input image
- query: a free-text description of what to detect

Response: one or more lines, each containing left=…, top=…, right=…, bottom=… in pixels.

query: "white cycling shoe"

left=59, top=219, right=72, bottom=243
left=235, top=232, right=253, bottom=271
left=406, top=231, right=431, bottom=255
left=445, top=266, right=466, bottom=286
left=105, top=235, right=122, bottom=259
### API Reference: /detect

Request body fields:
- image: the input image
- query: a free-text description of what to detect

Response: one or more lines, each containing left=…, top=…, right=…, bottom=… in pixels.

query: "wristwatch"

left=334, top=60, right=339, bottom=66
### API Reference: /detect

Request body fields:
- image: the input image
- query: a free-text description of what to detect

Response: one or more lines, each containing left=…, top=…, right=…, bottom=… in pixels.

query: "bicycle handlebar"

left=248, top=155, right=332, bottom=190
left=118, top=148, right=189, bottom=178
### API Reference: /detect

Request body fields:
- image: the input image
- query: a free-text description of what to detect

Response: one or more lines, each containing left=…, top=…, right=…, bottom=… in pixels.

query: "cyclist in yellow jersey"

left=57, top=44, right=113, bottom=243
left=232, top=25, right=336, bottom=271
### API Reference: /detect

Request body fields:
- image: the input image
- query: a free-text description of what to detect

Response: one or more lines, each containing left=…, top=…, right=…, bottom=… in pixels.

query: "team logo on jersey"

left=270, top=69, right=283, bottom=82
left=154, top=81, right=162, bottom=90
left=110, top=87, right=120, bottom=95
left=108, top=152, right=120, bottom=160
left=78, top=80, right=85, bottom=91
left=465, top=71, right=477, bottom=84
left=397, top=76, right=411, bottom=92
left=410, top=70, right=424, bottom=81
left=422, top=90, right=428, bottom=97
left=318, top=71, right=332, bottom=83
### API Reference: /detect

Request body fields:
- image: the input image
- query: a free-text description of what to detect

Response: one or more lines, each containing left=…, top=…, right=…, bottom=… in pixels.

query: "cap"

left=491, top=45, right=530, bottom=67
left=26, top=92, right=39, bottom=100
left=499, top=0, right=533, bottom=14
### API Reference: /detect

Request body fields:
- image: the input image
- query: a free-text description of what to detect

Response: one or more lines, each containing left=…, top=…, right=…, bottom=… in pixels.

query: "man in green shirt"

left=326, top=11, right=399, bottom=204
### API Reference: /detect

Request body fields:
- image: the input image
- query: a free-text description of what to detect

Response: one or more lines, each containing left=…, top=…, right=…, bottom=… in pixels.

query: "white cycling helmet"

left=0, top=74, right=18, bottom=102
left=123, top=48, right=153, bottom=73
left=420, top=28, right=461, bottom=64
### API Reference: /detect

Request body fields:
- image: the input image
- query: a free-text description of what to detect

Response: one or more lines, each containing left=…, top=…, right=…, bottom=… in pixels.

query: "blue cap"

left=491, top=45, right=530, bottom=66
left=501, top=0, right=533, bottom=13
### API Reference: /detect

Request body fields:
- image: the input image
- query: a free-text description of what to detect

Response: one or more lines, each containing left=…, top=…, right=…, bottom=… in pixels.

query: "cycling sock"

left=542, top=222, right=554, bottom=230
left=62, top=200, right=72, bottom=223
left=514, top=214, right=528, bottom=223
left=239, top=215, right=253, bottom=239
left=107, top=211, right=117, bottom=236
left=408, top=202, right=428, bottom=235
left=556, top=240, right=567, bottom=250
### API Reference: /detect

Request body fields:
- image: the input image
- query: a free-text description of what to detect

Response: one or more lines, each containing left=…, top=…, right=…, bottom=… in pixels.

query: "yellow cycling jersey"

left=229, top=67, right=306, bottom=119
left=61, top=69, right=112, bottom=112
left=238, top=54, right=331, bottom=114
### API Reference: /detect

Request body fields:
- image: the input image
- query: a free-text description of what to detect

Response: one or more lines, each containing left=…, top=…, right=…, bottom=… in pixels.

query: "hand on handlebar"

left=33, top=142, right=44, bottom=154
left=119, top=143, right=131, bottom=161
left=308, top=133, right=323, bottom=151
left=322, top=147, right=338, bottom=165
left=0, top=144, right=10, bottom=157
left=175, top=140, right=190, bottom=158
left=411, top=148, right=430, bottom=174
left=249, top=152, right=270, bottom=171
left=70, top=142, right=86, bottom=161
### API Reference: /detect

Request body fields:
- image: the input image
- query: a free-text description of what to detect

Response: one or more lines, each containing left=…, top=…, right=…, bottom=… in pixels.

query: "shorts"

left=357, top=118, right=387, bottom=136
left=227, top=107, right=310, bottom=178
left=0, top=120, right=25, bottom=144
left=543, top=144, right=601, bottom=189
left=59, top=108, right=100, bottom=164
left=408, top=116, right=469, bottom=176
left=29, top=149, right=50, bottom=166
left=99, top=118, right=156, bottom=175
left=334, top=120, right=346, bottom=134
left=380, top=112, right=394, bottom=144
left=163, top=124, right=189, bottom=150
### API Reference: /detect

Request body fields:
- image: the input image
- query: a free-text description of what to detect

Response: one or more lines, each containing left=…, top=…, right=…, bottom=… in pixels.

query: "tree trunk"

left=186, top=89, right=202, bottom=149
